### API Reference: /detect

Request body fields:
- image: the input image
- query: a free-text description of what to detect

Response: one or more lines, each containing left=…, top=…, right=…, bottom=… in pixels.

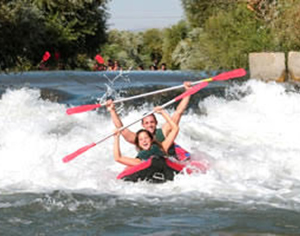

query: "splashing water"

left=0, top=80, right=299, bottom=203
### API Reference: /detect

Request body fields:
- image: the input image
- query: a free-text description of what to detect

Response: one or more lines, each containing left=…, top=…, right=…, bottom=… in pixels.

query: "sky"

left=107, top=0, right=184, bottom=31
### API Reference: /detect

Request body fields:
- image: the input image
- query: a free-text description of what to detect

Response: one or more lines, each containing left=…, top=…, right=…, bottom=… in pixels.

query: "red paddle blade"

left=66, top=104, right=101, bottom=115
left=175, top=82, right=209, bottom=102
left=42, top=51, right=51, bottom=62
left=174, top=68, right=246, bottom=102
left=213, top=68, right=246, bottom=81
left=95, top=54, right=105, bottom=64
left=63, top=143, right=96, bottom=163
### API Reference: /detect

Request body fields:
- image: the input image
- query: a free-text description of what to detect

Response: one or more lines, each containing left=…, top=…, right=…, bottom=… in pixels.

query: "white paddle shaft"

left=101, top=77, right=212, bottom=107
left=95, top=98, right=176, bottom=145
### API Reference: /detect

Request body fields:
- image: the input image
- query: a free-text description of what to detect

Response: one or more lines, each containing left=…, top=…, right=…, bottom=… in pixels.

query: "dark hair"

left=135, top=129, right=153, bottom=150
left=160, top=63, right=167, bottom=71
left=134, top=129, right=162, bottom=151
left=141, top=113, right=157, bottom=125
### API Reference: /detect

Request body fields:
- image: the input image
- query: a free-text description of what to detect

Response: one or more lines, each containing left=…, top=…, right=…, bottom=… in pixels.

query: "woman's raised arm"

left=113, top=129, right=141, bottom=166
left=154, top=107, right=179, bottom=153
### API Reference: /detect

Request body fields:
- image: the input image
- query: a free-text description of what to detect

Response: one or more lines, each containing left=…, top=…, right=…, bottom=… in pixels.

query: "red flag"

left=95, top=54, right=104, bottom=64
left=42, top=51, right=51, bottom=62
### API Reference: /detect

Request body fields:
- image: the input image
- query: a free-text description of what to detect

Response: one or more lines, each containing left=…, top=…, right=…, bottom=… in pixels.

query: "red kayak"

left=117, top=146, right=209, bottom=183
left=174, top=143, right=191, bottom=161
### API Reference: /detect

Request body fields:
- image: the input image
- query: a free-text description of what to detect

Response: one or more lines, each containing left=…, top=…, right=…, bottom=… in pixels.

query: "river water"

left=0, top=70, right=299, bottom=236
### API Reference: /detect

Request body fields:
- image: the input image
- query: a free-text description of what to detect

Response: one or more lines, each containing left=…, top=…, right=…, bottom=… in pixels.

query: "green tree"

left=172, top=28, right=207, bottom=70
left=161, top=20, right=189, bottom=69
left=181, top=0, right=237, bottom=28
left=141, top=28, right=164, bottom=65
left=0, top=1, right=44, bottom=71
left=272, top=0, right=300, bottom=51
left=0, top=0, right=109, bottom=71
left=207, top=4, right=275, bottom=69
left=175, top=3, right=275, bottom=70
left=101, top=30, right=145, bottom=69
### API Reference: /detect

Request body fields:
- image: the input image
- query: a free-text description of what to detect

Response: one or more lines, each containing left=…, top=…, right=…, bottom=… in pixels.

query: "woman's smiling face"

left=138, top=131, right=152, bottom=150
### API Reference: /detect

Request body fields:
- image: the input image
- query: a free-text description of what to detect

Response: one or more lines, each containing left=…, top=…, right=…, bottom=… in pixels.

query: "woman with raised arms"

left=113, top=106, right=179, bottom=167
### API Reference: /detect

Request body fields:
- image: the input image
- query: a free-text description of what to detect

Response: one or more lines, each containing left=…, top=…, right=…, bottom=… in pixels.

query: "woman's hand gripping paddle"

left=62, top=82, right=209, bottom=163
left=62, top=68, right=246, bottom=163
left=66, top=68, right=246, bottom=115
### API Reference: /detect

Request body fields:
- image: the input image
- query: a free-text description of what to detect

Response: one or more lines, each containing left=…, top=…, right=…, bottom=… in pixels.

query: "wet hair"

left=134, top=129, right=162, bottom=151
left=135, top=129, right=153, bottom=151
left=141, top=113, right=157, bottom=125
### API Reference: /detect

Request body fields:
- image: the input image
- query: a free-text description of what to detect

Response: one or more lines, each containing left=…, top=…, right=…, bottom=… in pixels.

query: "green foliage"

left=75, top=54, right=94, bottom=71
left=101, top=22, right=190, bottom=70
left=101, top=30, right=146, bottom=69
left=101, top=28, right=165, bottom=70
left=0, top=0, right=109, bottom=71
left=141, top=29, right=163, bottom=63
left=181, top=0, right=237, bottom=28
left=272, top=0, right=300, bottom=52
left=195, top=4, right=275, bottom=70
left=0, top=1, right=44, bottom=71
left=172, top=28, right=207, bottom=70
left=102, top=2, right=289, bottom=71
left=172, top=2, right=277, bottom=70
left=162, top=20, right=189, bottom=69
left=3, top=0, right=300, bottom=71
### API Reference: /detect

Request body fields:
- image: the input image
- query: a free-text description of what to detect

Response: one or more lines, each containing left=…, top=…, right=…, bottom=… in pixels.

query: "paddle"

left=62, top=68, right=246, bottom=163
left=63, top=82, right=210, bottom=163
left=42, top=51, right=51, bottom=62
left=95, top=54, right=105, bottom=64
left=66, top=68, right=246, bottom=115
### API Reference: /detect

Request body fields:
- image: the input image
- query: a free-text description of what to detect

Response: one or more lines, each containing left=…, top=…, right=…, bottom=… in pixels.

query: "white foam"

left=0, top=81, right=300, bottom=210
